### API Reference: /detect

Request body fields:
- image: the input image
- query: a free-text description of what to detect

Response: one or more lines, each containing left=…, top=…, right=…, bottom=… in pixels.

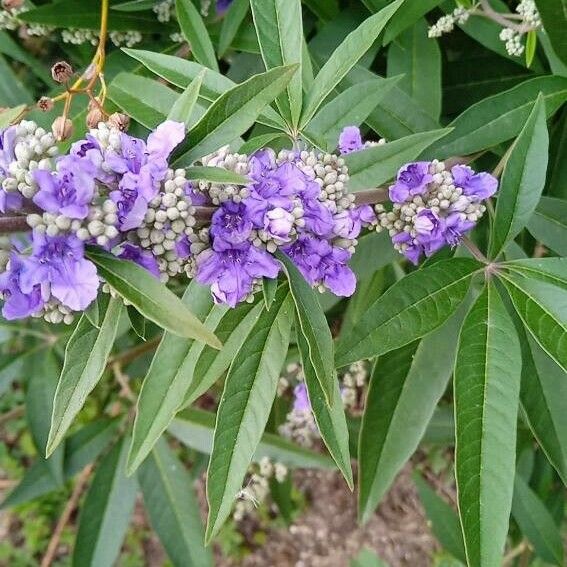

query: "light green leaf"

left=184, top=166, right=249, bottom=184
left=139, top=439, right=212, bottom=567
left=262, top=277, right=278, bottom=310
left=73, top=438, right=137, bottom=567
left=382, top=0, right=443, bottom=44
left=0, top=105, right=26, bottom=128
left=358, top=304, right=467, bottom=524
left=525, top=30, right=538, bottom=67
left=169, top=408, right=333, bottom=469
left=335, top=258, right=481, bottom=368
left=205, top=287, right=293, bottom=542
left=218, top=0, right=250, bottom=57
left=503, top=257, right=567, bottom=292
left=175, top=0, right=219, bottom=72
left=345, top=128, right=451, bottom=191
left=527, top=196, right=567, bottom=256
left=238, top=132, right=288, bottom=154
left=300, top=0, right=404, bottom=127
left=489, top=95, right=549, bottom=258
left=168, top=71, right=204, bottom=127
left=175, top=64, right=298, bottom=163
left=86, top=247, right=221, bottom=347
left=512, top=474, right=564, bottom=565
left=454, top=282, right=521, bottom=567
left=46, top=298, right=123, bottom=457
left=278, top=252, right=335, bottom=405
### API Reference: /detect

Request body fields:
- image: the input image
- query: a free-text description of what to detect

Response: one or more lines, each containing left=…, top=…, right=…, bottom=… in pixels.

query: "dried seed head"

left=51, top=117, right=73, bottom=141
left=2, top=0, right=24, bottom=10
left=107, top=112, right=130, bottom=132
left=37, top=97, right=54, bottom=112
left=51, top=61, right=73, bottom=84
left=86, top=107, right=104, bottom=129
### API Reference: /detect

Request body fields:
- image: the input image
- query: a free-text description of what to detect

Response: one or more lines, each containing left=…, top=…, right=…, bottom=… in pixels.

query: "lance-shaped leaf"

left=169, top=408, right=333, bottom=469
left=298, top=330, right=353, bottom=488
left=73, top=438, right=138, bottom=567
left=167, top=70, right=204, bottom=127
left=175, top=64, right=298, bottom=163
left=527, top=196, right=567, bottom=256
left=501, top=275, right=567, bottom=373
left=335, top=258, right=481, bottom=368
left=250, top=0, right=303, bottom=126
left=86, top=247, right=221, bottom=347
left=278, top=252, right=335, bottom=405
left=0, top=104, right=26, bottom=128
left=344, top=128, right=451, bottom=191
left=503, top=257, right=567, bottom=291
left=535, top=0, right=567, bottom=66
left=184, top=166, right=249, bottom=185
left=454, top=282, right=521, bottom=567
left=205, top=287, right=294, bottom=542
left=46, top=297, right=123, bottom=457
left=176, top=0, right=218, bottom=72
left=217, top=0, right=250, bottom=57
left=489, top=94, right=549, bottom=258
left=128, top=282, right=222, bottom=474
left=139, top=439, right=212, bottom=567
left=358, top=304, right=467, bottom=524
left=299, top=0, right=404, bottom=127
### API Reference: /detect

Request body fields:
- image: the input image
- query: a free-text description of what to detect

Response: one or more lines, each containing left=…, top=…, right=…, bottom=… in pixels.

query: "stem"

left=478, top=0, right=536, bottom=33
left=353, top=187, right=388, bottom=205
left=462, top=235, right=489, bottom=263
left=0, top=215, right=29, bottom=233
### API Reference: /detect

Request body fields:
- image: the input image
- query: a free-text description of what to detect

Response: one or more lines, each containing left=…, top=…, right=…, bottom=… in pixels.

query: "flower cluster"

left=375, top=160, right=497, bottom=264
left=428, top=6, right=470, bottom=38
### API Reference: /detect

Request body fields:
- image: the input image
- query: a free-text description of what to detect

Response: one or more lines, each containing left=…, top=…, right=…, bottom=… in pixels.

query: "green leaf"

left=358, top=304, right=467, bottom=524
left=86, top=247, right=221, bottom=347
left=139, top=438, right=212, bottom=567
left=73, top=438, right=138, bottom=567
left=300, top=0, right=404, bottom=127
left=525, top=30, right=538, bottom=68
left=425, top=76, right=567, bottom=159
left=382, top=0, right=443, bottom=44
left=503, top=257, right=567, bottom=292
left=489, top=95, right=549, bottom=258
left=0, top=105, right=26, bottom=128
left=454, top=282, right=521, bottom=567
left=250, top=0, right=303, bottom=126
left=512, top=474, right=564, bottom=565
left=112, top=0, right=157, bottom=11
left=344, top=128, right=451, bottom=191
left=298, top=330, right=353, bottom=488
left=386, top=18, right=441, bottom=120
left=218, top=0, right=250, bottom=57
left=527, top=196, right=567, bottom=256
left=169, top=408, right=333, bottom=468
left=127, top=282, right=222, bottom=474
left=184, top=166, right=249, bottom=185
left=302, top=0, right=338, bottom=21
left=501, top=275, right=567, bottom=373
left=175, top=64, right=298, bottom=163
left=414, top=474, right=466, bottom=564
left=535, top=0, right=567, bottom=66
left=238, top=132, right=287, bottom=154
left=205, top=287, right=293, bottom=542
left=175, top=0, right=219, bottom=72
left=46, top=298, right=123, bottom=457
left=168, top=71, right=204, bottom=127
left=308, top=77, right=401, bottom=151
left=278, top=252, right=335, bottom=405
left=127, top=305, right=147, bottom=341
left=26, top=352, right=64, bottom=486
left=335, top=258, right=480, bottom=368
left=262, top=277, right=278, bottom=310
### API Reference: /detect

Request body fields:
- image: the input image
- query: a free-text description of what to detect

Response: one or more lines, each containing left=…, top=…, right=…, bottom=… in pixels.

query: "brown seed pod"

left=86, top=107, right=104, bottom=129
left=107, top=112, right=130, bottom=132
left=51, top=61, right=73, bottom=84
left=37, top=97, right=54, bottom=112
left=52, top=117, right=73, bottom=141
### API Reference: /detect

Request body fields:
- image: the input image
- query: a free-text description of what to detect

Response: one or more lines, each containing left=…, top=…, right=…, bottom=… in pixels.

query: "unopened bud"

left=86, top=107, right=104, bottom=129
left=107, top=112, right=130, bottom=132
left=51, top=61, right=73, bottom=84
left=37, top=97, right=54, bottom=112
left=51, top=117, right=73, bottom=141
left=2, top=0, right=24, bottom=10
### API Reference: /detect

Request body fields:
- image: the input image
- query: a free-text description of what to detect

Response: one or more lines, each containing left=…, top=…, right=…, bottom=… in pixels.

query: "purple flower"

left=443, top=212, right=475, bottom=247
left=71, top=134, right=113, bottom=185
left=389, top=162, right=433, bottom=203
left=0, top=190, right=21, bottom=213
left=20, top=232, right=99, bottom=311
left=210, top=200, right=253, bottom=244
left=33, top=155, right=96, bottom=219
left=302, top=199, right=334, bottom=237
left=110, top=171, right=154, bottom=231
left=119, top=243, right=160, bottom=278
left=145, top=120, right=185, bottom=178
left=196, top=240, right=279, bottom=307
left=392, top=232, right=422, bottom=265
left=264, top=207, right=294, bottom=244
left=0, top=253, right=44, bottom=320
left=333, top=205, right=375, bottom=239
left=216, top=0, right=234, bottom=14
left=0, top=126, right=16, bottom=177
left=175, top=235, right=191, bottom=260
left=338, top=126, right=364, bottom=154
left=283, top=234, right=322, bottom=286
left=451, top=165, right=498, bottom=200
left=414, top=209, right=446, bottom=257
left=293, top=383, right=311, bottom=412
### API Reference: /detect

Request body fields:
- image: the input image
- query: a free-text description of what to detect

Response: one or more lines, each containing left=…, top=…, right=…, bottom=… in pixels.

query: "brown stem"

left=462, top=236, right=489, bottom=264
left=353, top=187, right=388, bottom=205
left=0, top=215, right=29, bottom=234
left=0, top=405, right=25, bottom=428
left=106, top=335, right=161, bottom=368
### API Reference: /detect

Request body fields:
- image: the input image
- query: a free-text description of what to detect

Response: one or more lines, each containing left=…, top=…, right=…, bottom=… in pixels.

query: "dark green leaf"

left=218, top=0, right=250, bottom=57
left=535, top=0, right=567, bottom=66
left=527, top=196, right=567, bottom=256
left=262, top=277, right=278, bottom=310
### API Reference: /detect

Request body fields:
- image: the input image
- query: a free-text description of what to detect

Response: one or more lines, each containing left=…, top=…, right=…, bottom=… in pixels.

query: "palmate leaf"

left=86, top=247, right=221, bottom=347
left=489, top=94, right=549, bottom=258
left=250, top=0, right=303, bottom=126
left=454, top=282, right=521, bottom=567
left=335, top=258, right=481, bottom=367
left=527, top=196, right=567, bottom=256
left=73, top=438, right=138, bottom=567
left=503, top=257, right=567, bottom=291
left=205, top=287, right=294, bottom=542
left=174, top=64, right=299, bottom=163
left=138, top=439, right=212, bottom=567
left=358, top=303, right=468, bottom=524
left=46, top=298, right=123, bottom=457
left=299, top=0, right=404, bottom=128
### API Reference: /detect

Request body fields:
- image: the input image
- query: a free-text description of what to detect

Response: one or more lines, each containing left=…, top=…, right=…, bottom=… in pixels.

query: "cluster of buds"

left=428, top=5, right=471, bottom=38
